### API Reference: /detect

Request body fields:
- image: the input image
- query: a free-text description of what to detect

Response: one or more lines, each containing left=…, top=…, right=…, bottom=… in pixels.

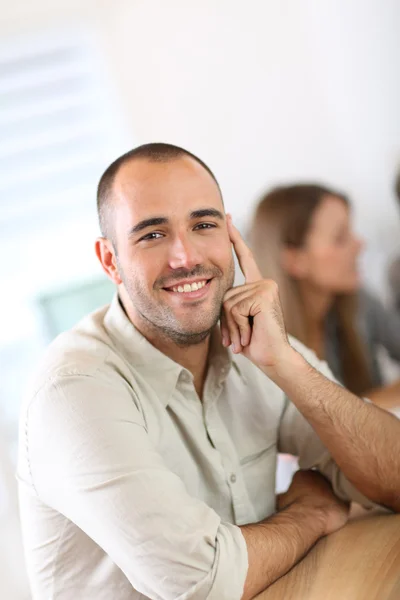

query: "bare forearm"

left=268, top=350, right=400, bottom=512
left=240, top=501, right=325, bottom=600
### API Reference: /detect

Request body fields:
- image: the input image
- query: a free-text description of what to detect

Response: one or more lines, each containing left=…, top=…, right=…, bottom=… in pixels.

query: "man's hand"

left=240, top=469, right=350, bottom=600
left=278, top=470, right=350, bottom=536
left=221, top=215, right=293, bottom=370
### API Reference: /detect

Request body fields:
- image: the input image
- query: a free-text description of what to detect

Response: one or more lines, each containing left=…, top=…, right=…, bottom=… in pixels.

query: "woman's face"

left=289, top=195, right=363, bottom=294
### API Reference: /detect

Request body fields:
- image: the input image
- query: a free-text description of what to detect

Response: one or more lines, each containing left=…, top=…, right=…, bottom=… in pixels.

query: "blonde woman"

left=250, top=183, right=400, bottom=409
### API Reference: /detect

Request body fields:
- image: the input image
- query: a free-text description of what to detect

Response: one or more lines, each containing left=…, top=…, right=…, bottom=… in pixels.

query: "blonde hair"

left=250, top=184, right=373, bottom=395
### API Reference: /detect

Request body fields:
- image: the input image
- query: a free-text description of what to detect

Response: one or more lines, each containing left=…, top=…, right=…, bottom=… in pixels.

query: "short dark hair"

left=96, top=142, right=220, bottom=242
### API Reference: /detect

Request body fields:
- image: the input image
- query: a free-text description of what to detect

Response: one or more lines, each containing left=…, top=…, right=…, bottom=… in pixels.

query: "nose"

left=167, top=233, right=203, bottom=271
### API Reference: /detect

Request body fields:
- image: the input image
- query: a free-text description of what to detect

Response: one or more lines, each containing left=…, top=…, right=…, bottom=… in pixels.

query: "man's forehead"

left=113, top=156, right=221, bottom=207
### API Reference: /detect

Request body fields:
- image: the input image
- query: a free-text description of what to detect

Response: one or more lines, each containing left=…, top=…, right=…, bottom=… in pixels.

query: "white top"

left=17, top=295, right=377, bottom=600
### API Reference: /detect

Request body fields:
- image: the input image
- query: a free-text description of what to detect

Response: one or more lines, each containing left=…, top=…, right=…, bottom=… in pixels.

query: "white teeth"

left=171, top=280, right=207, bottom=293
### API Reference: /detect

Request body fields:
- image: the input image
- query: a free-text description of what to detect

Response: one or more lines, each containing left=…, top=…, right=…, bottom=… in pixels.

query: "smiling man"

left=18, top=144, right=400, bottom=600
left=97, top=148, right=234, bottom=361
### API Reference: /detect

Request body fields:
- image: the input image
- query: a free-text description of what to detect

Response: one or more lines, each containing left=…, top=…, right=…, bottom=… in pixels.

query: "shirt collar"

left=103, top=294, right=245, bottom=407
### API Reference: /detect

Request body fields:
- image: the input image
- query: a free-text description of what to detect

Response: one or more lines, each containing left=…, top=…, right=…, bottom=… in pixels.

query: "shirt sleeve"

left=23, top=371, right=248, bottom=600
left=277, top=336, right=383, bottom=509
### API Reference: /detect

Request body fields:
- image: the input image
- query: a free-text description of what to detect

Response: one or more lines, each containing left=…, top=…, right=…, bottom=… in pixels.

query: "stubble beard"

left=120, top=261, right=235, bottom=347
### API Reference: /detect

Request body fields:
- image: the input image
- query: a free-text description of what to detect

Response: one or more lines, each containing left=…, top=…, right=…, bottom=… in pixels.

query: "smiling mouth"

left=163, top=279, right=211, bottom=293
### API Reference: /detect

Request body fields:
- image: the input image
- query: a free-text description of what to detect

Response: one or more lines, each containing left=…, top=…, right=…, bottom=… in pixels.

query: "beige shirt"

left=18, top=295, right=376, bottom=600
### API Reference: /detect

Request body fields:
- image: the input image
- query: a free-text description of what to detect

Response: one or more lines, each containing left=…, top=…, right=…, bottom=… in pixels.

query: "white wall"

left=103, top=0, right=400, bottom=294
left=2, top=0, right=400, bottom=297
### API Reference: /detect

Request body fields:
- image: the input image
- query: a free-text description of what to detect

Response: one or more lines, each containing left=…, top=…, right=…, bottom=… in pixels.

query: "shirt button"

left=230, top=473, right=237, bottom=484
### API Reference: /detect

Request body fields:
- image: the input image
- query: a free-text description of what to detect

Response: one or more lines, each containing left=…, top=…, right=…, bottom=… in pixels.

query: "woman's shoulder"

left=357, top=287, right=400, bottom=350
left=354, top=288, right=389, bottom=345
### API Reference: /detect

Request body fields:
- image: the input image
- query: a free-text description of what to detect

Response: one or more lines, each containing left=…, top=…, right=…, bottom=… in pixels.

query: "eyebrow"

left=128, top=217, right=168, bottom=236
left=189, top=208, right=224, bottom=220
left=128, top=208, right=224, bottom=237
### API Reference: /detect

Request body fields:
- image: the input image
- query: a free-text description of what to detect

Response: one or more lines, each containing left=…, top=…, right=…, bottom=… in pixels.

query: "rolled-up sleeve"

left=278, top=337, right=383, bottom=509
left=24, top=372, right=248, bottom=600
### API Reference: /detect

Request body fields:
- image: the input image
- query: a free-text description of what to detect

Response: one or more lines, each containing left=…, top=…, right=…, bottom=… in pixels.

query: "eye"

left=139, top=231, right=164, bottom=241
left=193, top=222, right=217, bottom=231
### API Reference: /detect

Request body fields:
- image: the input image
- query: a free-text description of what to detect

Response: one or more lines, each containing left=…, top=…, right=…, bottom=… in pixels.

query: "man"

left=18, top=143, right=400, bottom=600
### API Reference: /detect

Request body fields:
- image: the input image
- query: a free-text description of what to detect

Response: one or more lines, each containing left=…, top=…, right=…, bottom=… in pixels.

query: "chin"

left=335, top=280, right=360, bottom=294
left=175, top=305, right=220, bottom=327
left=167, top=326, right=213, bottom=347
left=178, top=318, right=217, bottom=336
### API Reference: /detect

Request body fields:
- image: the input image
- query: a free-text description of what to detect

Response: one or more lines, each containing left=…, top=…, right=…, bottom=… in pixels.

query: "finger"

left=276, top=492, right=287, bottom=511
left=223, top=280, right=259, bottom=303
left=223, top=292, right=255, bottom=349
left=222, top=300, right=243, bottom=354
left=233, top=307, right=252, bottom=347
left=228, top=295, right=253, bottom=347
left=219, top=311, right=231, bottom=347
left=227, top=214, right=262, bottom=283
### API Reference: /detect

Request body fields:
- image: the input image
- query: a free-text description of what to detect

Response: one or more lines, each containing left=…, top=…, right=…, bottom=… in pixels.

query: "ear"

left=281, top=247, right=308, bottom=280
left=95, top=237, right=123, bottom=285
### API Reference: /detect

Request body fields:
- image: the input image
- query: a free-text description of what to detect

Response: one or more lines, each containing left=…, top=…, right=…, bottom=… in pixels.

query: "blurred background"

left=1, top=0, right=399, bottom=597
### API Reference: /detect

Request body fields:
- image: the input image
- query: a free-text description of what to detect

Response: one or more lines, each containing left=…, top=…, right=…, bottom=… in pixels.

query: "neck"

left=119, top=291, right=211, bottom=398
left=298, top=283, right=334, bottom=355
left=145, top=327, right=211, bottom=397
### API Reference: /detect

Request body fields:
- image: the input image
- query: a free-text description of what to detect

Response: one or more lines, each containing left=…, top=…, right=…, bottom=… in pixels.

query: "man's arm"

left=241, top=503, right=323, bottom=600
left=240, top=470, right=349, bottom=600
left=267, top=350, right=400, bottom=512
left=20, top=372, right=348, bottom=600
left=19, top=373, right=249, bottom=600
left=223, top=216, right=400, bottom=515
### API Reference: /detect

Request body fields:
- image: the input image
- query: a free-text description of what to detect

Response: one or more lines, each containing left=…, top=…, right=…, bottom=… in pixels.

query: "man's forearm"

left=267, top=349, right=400, bottom=512
left=240, top=501, right=325, bottom=600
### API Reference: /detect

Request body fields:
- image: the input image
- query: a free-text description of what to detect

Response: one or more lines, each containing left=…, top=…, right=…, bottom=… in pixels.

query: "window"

left=0, top=26, right=129, bottom=430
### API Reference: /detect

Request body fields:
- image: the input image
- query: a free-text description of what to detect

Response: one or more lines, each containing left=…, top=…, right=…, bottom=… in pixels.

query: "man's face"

left=112, top=156, right=235, bottom=345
